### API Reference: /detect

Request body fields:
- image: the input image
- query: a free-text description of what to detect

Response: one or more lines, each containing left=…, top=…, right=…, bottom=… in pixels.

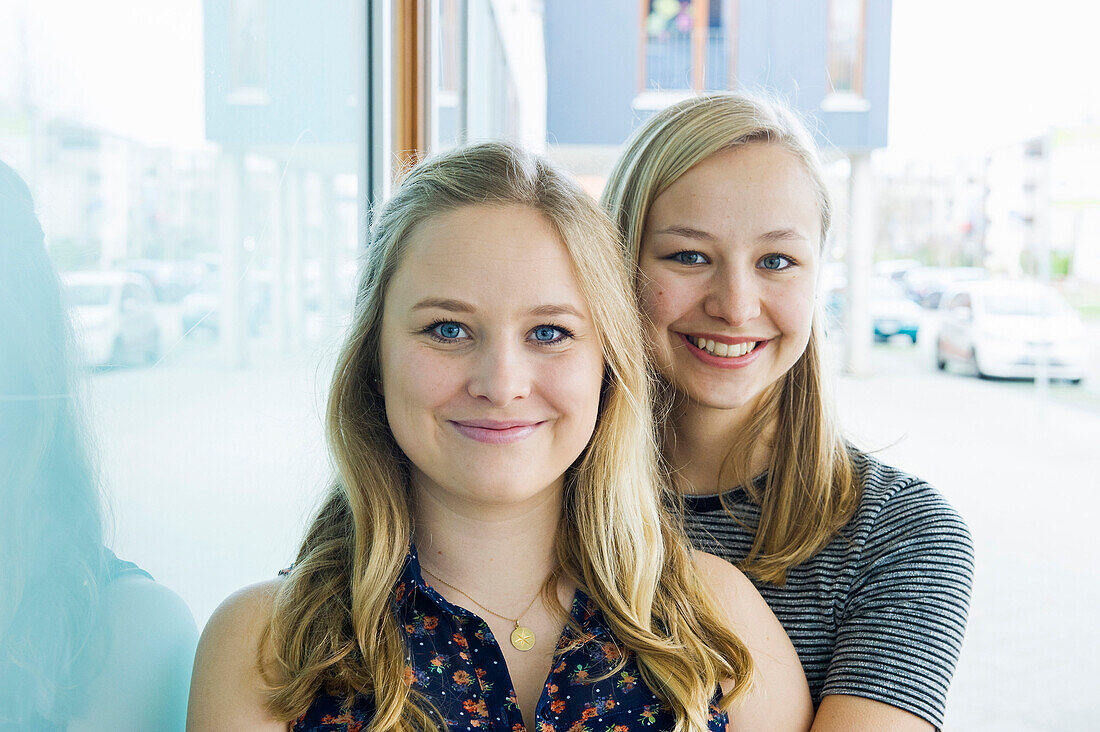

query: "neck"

left=411, top=475, right=562, bottom=603
left=667, top=393, right=775, bottom=495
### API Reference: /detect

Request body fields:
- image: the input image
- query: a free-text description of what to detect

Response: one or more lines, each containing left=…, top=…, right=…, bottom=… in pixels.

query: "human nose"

left=703, top=264, right=761, bottom=327
left=466, top=338, right=531, bottom=405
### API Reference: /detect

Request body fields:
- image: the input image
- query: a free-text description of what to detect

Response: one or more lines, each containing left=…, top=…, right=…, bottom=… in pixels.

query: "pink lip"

left=678, top=332, right=770, bottom=369
left=449, top=419, right=544, bottom=445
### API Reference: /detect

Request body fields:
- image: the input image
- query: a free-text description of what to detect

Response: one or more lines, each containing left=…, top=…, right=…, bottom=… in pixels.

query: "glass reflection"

left=0, top=160, right=196, bottom=730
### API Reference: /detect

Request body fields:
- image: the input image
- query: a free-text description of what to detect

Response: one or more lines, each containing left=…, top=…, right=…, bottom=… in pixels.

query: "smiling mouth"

left=448, top=420, right=545, bottom=445
left=681, top=334, right=766, bottom=358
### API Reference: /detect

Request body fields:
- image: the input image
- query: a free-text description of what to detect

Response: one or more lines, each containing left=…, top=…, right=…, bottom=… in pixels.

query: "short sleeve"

left=822, top=481, right=974, bottom=729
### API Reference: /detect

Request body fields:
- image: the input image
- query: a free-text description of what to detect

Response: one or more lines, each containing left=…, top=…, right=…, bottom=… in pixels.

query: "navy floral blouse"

left=292, top=546, right=728, bottom=731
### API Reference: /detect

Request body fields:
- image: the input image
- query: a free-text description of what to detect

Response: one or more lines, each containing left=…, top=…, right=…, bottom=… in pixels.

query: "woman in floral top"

left=188, top=143, right=811, bottom=731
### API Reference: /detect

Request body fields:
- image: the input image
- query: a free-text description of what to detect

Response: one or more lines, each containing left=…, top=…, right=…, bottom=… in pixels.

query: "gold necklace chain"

left=420, top=567, right=543, bottom=652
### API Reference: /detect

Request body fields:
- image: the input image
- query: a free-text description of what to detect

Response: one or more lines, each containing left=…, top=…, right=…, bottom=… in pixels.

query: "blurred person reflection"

left=0, top=160, right=197, bottom=730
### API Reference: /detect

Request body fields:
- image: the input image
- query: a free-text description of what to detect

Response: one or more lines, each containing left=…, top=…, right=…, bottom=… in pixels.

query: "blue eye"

left=759, top=253, right=794, bottom=271
left=530, top=325, right=572, bottom=345
left=427, top=321, right=468, bottom=341
left=672, top=251, right=708, bottom=266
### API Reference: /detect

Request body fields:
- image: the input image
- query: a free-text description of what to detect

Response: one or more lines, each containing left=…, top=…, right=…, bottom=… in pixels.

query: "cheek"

left=638, top=271, right=688, bottom=329
left=543, top=351, right=604, bottom=430
left=770, top=279, right=817, bottom=338
left=381, top=344, right=462, bottom=429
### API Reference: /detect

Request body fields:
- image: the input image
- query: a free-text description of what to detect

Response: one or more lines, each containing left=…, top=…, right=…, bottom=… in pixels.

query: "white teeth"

left=690, top=336, right=759, bottom=358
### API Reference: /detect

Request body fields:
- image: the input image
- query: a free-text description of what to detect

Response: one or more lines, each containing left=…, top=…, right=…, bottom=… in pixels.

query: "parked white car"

left=63, top=271, right=161, bottom=368
left=935, top=280, right=1087, bottom=383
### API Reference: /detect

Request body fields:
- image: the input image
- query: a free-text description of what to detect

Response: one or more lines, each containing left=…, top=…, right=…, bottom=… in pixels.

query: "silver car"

left=63, top=271, right=161, bottom=368
left=935, top=280, right=1087, bottom=383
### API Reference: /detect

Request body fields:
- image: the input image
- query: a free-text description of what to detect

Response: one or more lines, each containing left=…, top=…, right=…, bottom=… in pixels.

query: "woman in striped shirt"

left=603, top=93, right=974, bottom=731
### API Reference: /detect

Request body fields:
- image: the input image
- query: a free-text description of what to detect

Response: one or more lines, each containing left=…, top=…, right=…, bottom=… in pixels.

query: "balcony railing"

left=644, top=27, right=728, bottom=91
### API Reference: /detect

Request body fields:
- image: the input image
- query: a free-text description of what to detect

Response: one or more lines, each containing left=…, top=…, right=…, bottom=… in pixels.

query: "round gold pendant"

left=510, top=624, right=535, bottom=651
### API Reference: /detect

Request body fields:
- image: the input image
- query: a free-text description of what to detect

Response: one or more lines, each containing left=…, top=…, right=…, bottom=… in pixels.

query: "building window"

left=826, top=0, right=865, bottom=98
left=640, top=0, right=732, bottom=93
left=227, top=0, right=269, bottom=105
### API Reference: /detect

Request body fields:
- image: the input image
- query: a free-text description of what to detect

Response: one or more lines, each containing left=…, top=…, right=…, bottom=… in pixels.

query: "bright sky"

left=0, top=0, right=205, bottom=148
left=888, top=0, right=1100, bottom=157
left=2, top=0, right=1098, bottom=156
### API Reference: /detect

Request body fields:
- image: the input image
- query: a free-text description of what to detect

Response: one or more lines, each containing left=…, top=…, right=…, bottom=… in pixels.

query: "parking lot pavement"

left=83, top=333, right=1099, bottom=730
left=833, top=340, right=1100, bottom=730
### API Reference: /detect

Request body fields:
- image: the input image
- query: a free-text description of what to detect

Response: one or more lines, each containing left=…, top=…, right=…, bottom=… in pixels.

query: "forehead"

left=385, top=204, right=590, bottom=315
left=648, top=142, right=821, bottom=239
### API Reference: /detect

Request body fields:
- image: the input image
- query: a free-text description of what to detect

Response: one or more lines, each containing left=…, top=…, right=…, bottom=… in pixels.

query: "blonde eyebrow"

left=529, top=303, right=585, bottom=319
left=411, top=297, right=476, bottom=313
left=758, top=228, right=809, bottom=243
left=411, top=298, right=584, bottom=319
left=656, top=225, right=716, bottom=241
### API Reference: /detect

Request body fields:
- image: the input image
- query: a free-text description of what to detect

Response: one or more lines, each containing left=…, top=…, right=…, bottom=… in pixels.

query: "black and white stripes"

left=682, top=449, right=974, bottom=730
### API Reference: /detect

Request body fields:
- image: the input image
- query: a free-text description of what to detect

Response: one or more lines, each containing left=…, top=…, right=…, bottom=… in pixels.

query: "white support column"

left=845, top=151, right=875, bottom=375
left=219, top=150, right=247, bottom=368
left=272, top=159, right=289, bottom=353
left=284, top=168, right=305, bottom=352
left=320, top=174, right=339, bottom=326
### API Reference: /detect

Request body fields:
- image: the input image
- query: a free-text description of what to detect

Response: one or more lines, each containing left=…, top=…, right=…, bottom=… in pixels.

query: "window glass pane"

left=431, top=0, right=465, bottom=150
left=1, top=1, right=365, bottom=726
left=827, top=0, right=864, bottom=95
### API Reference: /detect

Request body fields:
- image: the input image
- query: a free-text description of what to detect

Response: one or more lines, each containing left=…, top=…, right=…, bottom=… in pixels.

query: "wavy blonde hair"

left=602, top=93, right=859, bottom=585
left=262, top=142, right=752, bottom=731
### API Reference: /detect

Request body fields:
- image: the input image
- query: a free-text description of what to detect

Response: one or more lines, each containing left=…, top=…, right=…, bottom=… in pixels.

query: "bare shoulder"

left=692, top=551, right=757, bottom=600
left=187, top=579, right=288, bottom=731
left=203, top=579, right=282, bottom=645
left=691, top=551, right=813, bottom=732
left=691, top=550, right=778, bottom=632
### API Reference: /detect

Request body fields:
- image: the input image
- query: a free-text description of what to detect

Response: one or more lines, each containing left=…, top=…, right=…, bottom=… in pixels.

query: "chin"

left=455, top=475, right=556, bottom=506
left=684, top=389, right=760, bottom=412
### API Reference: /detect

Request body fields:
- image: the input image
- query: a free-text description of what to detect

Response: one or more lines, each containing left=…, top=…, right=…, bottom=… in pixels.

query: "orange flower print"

left=475, top=667, right=487, bottom=679
left=618, top=671, right=637, bottom=691
left=601, top=642, right=621, bottom=661
left=512, top=725, right=525, bottom=732
left=405, top=623, right=416, bottom=634
left=453, top=632, right=468, bottom=647
left=403, top=665, right=416, bottom=687
left=572, top=665, right=590, bottom=682
left=453, top=669, right=472, bottom=686
left=458, top=650, right=469, bottom=661
left=582, top=706, right=599, bottom=721
left=551, top=699, right=566, bottom=714
left=464, top=699, right=480, bottom=714
left=428, top=654, right=446, bottom=672
left=394, top=582, right=406, bottom=603
left=566, top=721, right=587, bottom=732
left=603, top=698, right=616, bottom=711
left=423, top=615, right=439, bottom=630
left=321, top=713, right=363, bottom=732
left=540, top=723, right=555, bottom=732
left=639, top=706, right=658, bottom=725
left=613, top=726, right=630, bottom=732
left=548, top=683, right=559, bottom=694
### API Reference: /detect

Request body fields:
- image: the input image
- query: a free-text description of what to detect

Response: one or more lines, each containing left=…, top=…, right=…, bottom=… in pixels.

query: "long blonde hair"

left=263, top=142, right=752, bottom=731
left=602, top=93, right=859, bottom=585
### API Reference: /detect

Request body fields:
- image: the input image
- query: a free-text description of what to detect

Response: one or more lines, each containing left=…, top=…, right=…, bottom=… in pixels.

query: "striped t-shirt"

left=681, top=449, right=974, bottom=729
